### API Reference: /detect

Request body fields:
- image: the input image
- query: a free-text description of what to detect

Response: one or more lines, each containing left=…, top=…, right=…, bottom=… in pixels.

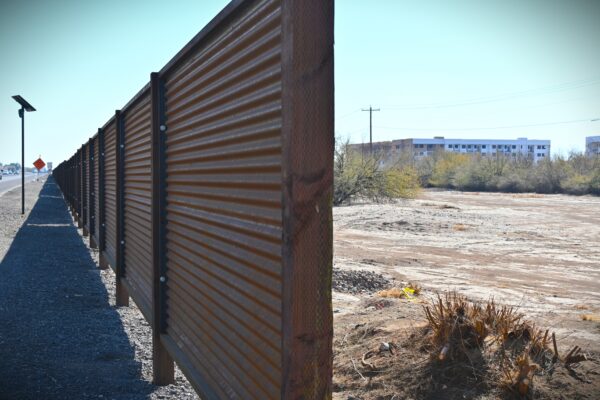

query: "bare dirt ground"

left=332, top=190, right=600, bottom=399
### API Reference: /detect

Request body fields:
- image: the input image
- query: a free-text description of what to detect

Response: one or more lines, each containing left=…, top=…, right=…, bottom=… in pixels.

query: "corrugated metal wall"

left=123, top=91, right=153, bottom=320
left=93, top=135, right=100, bottom=242
left=163, top=0, right=283, bottom=397
left=104, top=120, right=118, bottom=269
left=83, top=144, right=89, bottom=231
left=52, top=1, right=333, bottom=398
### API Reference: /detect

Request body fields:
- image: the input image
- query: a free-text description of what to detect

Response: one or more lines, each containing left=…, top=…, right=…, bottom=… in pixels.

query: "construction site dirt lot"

left=332, top=190, right=600, bottom=399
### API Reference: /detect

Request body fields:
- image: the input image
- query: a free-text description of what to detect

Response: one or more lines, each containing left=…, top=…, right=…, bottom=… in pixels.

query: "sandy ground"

left=333, top=190, right=600, bottom=352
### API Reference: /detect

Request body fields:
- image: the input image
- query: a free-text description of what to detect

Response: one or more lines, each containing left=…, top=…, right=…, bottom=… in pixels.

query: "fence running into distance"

left=52, top=0, right=333, bottom=398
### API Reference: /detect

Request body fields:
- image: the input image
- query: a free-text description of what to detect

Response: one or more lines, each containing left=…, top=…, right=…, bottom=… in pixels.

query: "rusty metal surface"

left=83, top=143, right=89, bottom=229
left=123, top=90, right=153, bottom=318
left=52, top=0, right=334, bottom=397
left=163, top=0, right=283, bottom=397
left=103, top=120, right=118, bottom=269
left=93, top=135, right=100, bottom=241
left=279, top=1, right=334, bottom=397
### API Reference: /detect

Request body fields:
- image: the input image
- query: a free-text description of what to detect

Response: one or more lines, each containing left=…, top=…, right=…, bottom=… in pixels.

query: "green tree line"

left=415, top=151, right=600, bottom=195
left=334, top=141, right=600, bottom=205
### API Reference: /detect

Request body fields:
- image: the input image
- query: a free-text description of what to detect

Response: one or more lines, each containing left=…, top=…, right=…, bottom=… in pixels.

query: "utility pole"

left=361, top=106, right=380, bottom=153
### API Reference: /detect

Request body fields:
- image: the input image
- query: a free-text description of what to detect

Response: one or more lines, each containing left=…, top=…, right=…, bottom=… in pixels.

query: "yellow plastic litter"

left=402, top=287, right=417, bottom=301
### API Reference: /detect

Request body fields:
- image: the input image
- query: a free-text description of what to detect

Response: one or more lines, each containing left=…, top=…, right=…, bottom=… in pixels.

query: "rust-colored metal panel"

left=280, top=0, right=334, bottom=397
left=123, top=90, right=153, bottom=319
left=104, top=119, right=118, bottom=269
left=163, top=0, right=284, bottom=398
left=52, top=0, right=333, bottom=397
left=83, top=143, right=89, bottom=231
left=93, top=135, right=100, bottom=242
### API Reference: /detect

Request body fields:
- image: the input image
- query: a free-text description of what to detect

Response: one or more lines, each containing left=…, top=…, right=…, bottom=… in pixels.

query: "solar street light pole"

left=20, top=107, right=24, bottom=214
left=12, top=95, right=36, bottom=215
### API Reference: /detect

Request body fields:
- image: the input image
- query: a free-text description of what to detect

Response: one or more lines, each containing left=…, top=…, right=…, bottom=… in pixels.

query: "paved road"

left=0, top=173, right=44, bottom=196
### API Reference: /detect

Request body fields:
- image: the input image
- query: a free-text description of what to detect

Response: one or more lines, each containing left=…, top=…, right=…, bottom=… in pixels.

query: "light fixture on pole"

left=12, top=95, right=36, bottom=215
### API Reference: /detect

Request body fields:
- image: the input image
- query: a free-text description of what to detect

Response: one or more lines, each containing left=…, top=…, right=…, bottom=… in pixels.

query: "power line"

left=361, top=106, right=380, bottom=153
left=380, top=77, right=600, bottom=110
left=374, top=117, right=598, bottom=132
left=335, top=108, right=361, bottom=120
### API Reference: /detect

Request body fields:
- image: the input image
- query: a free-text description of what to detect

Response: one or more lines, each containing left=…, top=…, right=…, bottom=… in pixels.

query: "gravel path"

left=0, top=177, right=198, bottom=400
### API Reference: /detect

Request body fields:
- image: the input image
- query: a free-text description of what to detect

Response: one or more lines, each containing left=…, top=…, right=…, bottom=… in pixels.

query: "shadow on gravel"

left=0, top=177, right=154, bottom=400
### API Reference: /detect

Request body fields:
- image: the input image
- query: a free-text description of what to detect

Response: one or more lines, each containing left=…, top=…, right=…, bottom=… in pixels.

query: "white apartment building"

left=394, top=137, right=551, bottom=161
left=586, top=136, right=600, bottom=157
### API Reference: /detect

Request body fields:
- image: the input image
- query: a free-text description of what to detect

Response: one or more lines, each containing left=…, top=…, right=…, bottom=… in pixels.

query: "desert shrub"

left=429, top=152, right=470, bottom=188
left=334, top=139, right=421, bottom=205
left=418, top=150, right=599, bottom=195
left=590, top=168, right=600, bottom=195
left=561, top=173, right=592, bottom=195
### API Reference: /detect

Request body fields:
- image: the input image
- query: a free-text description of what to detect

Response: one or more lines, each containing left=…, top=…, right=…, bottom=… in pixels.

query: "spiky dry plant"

left=481, top=298, right=523, bottom=343
left=424, top=292, right=489, bottom=361
left=501, top=353, right=539, bottom=397
left=422, top=292, right=591, bottom=399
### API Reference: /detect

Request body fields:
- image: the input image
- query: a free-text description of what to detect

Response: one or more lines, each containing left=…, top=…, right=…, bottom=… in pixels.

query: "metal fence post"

left=98, top=128, right=108, bottom=269
left=280, top=0, right=334, bottom=398
left=150, top=71, right=175, bottom=385
left=115, top=110, right=129, bottom=307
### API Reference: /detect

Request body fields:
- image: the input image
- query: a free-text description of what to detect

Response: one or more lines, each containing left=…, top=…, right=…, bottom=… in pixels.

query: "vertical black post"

left=78, top=148, right=83, bottom=227
left=98, top=128, right=108, bottom=269
left=150, top=71, right=174, bottom=385
left=20, top=107, right=24, bottom=215
left=115, top=110, right=129, bottom=306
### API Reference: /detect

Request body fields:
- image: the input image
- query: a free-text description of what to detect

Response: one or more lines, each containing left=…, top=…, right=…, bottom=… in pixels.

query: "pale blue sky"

left=1, top=0, right=599, bottom=167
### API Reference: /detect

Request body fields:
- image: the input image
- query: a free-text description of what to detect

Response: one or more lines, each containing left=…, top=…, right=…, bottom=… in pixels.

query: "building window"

left=492, top=145, right=496, bottom=149
left=448, top=144, right=452, bottom=149
left=462, top=145, right=466, bottom=149
left=482, top=145, right=486, bottom=149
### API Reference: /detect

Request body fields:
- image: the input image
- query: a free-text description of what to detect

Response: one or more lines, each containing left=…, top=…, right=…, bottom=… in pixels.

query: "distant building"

left=586, top=136, right=600, bottom=157
left=350, top=137, right=551, bottom=162
left=47, top=162, right=53, bottom=172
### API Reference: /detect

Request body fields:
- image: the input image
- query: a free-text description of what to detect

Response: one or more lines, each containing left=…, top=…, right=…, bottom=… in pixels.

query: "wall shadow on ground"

left=0, top=177, right=154, bottom=400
